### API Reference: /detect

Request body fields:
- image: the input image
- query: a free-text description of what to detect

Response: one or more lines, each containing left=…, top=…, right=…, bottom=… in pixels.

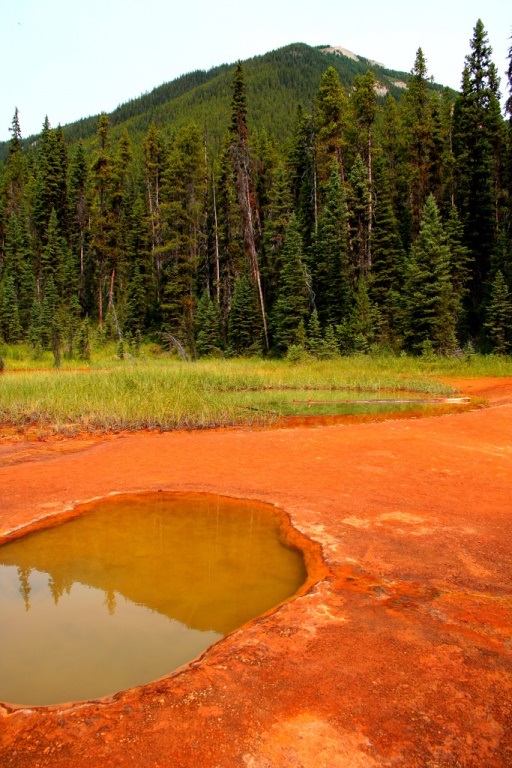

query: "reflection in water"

left=0, top=493, right=306, bottom=706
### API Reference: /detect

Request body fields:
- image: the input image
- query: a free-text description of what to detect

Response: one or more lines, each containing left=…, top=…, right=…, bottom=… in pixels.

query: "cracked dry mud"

left=1, top=377, right=511, bottom=768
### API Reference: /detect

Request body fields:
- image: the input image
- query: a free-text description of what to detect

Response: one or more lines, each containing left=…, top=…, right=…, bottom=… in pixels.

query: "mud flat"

left=1, top=377, right=511, bottom=767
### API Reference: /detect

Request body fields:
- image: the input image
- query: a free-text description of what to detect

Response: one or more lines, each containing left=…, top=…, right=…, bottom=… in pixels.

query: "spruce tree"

left=0, top=276, right=23, bottom=343
left=160, top=123, right=206, bottom=352
left=33, top=118, right=68, bottom=241
left=68, top=140, right=89, bottom=292
left=312, top=166, right=352, bottom=327
left=287, top=106, right=317, bottom=247
left=306, top=309, right=323, bottom=357
left=142, top=123, right=167, bottom=297
left=195, top=293, right=222, bottom=356
left=370, top=158, right=405, bottom=346
left=271, top=215, right=310, bottom=354
left=261, top=162, right=292, bottom=311
left=347, top=277, right=378, bottom=354
left=3, top=109, right=27, bottom=217
left=228, top=275, right=262, bottom=355
left=403, top=195, right=457, bottom=354
left=124, top=196, right=153, bottom=336
left=401, top=48, right=435, bottom=231
left=453, top=20, right=504, bottom=326
left=3, top=213, right=35, bottom=331
left=315, top=67, right=350, bottom=185
left=347, top=155, right=372, bottom=277
left=484, top=271, right=512, bottom=353
left=228, top=62, right=268, bottom=350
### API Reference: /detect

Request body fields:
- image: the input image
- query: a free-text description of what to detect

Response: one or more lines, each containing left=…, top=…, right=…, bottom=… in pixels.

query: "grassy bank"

left=0, top=344, right=510, bottom=433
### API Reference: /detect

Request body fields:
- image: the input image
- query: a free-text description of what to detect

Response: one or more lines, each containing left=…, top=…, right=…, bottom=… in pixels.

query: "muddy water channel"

left=0, top=493, right=306, bottom=707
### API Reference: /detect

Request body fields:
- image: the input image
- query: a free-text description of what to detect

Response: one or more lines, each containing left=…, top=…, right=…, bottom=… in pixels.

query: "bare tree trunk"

left=368, top=131, right=373, bottom=270
left=98, top=279, right=103, bottom=329
left=240, top=157, right=269, bottom=351
left=212, top=170, right=221, bottom=304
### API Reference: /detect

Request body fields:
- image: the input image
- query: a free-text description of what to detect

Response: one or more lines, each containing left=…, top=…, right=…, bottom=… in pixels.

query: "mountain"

left=0, top=43, right=450, bottom=161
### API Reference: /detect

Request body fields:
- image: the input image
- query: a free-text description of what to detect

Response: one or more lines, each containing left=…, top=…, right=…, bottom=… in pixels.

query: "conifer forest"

left=1, top=20, right=511, bottom=361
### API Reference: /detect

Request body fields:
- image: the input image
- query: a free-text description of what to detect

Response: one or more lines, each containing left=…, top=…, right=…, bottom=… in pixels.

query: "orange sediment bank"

left=0, top=377, right=511, bottom=767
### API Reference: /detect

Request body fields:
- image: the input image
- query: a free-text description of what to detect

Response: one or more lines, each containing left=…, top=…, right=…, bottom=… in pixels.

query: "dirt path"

left=1, top=378, right=511, bottom=767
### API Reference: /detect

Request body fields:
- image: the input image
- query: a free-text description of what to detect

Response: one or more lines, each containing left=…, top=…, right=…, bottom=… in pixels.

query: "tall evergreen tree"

left=227, top=274, right=262, bottom=355
left=370, top=158, right=405, bottom=345
left=33, top=118, right=68, bottom=241
left=228, top=62, right=268, bottom=350
left=272, top=215, right=310, bottom=353
left=315, top=67, right=350, bottom=185
left=402, top=48, right=435, bottom=231
left=347, top=154, right=372, bottom=276
left=403, top=195, right=457, bottom=353
left=484, top=270, right=512, bottom=353
left=195, top=292, right=222, bottom=356
left=68, top=140, right=89, bottom=293
left=160, top=123, right=206, bottom=352
left=311, top=166, right=352, bottom=327
left=352, top=71, right=378, bottom=266
left=3, top=109, right=27, bottom=217
left=453, top=20, right=504, bottom=325
left=142, top=123, right=167, bottom=298
left=288, top=106, right=317, bottom=245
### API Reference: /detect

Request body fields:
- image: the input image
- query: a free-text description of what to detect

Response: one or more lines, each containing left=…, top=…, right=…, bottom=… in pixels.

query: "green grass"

left=0, top=343, right=510, bottom=433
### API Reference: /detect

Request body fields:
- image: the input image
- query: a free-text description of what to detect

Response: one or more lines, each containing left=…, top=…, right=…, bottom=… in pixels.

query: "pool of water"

left=233, top=389, right=472, bottom=425
left=0, top=493, right=306, bottom=707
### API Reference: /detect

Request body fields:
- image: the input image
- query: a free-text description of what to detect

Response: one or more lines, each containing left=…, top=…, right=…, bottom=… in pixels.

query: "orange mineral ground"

left=1, top=377, right=511, bottom=768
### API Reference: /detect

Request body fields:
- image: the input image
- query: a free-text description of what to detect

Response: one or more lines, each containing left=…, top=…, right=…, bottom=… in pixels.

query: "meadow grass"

left=0, top=343, right=510, bottom=433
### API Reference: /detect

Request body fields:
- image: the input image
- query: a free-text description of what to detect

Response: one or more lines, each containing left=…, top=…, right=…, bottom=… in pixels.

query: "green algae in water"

left=0, top=493, right=307, bottom=707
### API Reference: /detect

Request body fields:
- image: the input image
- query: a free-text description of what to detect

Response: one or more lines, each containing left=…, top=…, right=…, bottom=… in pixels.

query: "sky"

left=1, top=0, right=510, bottom=142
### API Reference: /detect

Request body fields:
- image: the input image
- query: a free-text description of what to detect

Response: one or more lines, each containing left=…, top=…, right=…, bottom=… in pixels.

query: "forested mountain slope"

left=0, top=22, right=510, bottom=362
left=0, top=43, right=446, bottom=161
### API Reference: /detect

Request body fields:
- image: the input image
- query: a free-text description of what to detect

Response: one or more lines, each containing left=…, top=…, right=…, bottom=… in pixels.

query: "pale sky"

left=1, top=0, right=510, bottom=142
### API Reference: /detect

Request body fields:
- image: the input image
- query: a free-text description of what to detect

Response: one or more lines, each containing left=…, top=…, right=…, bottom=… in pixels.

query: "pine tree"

left=271, top=215, right=310, bottom=353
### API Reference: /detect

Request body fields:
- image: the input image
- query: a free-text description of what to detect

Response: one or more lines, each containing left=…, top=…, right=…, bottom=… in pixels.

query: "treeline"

left=0, top=20, right=511, bottom=361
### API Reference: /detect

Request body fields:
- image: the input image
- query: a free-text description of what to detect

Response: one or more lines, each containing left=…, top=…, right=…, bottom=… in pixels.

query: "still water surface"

left=0, top=493, right=306, bottom=706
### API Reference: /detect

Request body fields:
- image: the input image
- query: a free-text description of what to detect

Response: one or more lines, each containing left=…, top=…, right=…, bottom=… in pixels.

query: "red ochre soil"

left=1, top=377, right=511, bottom=768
